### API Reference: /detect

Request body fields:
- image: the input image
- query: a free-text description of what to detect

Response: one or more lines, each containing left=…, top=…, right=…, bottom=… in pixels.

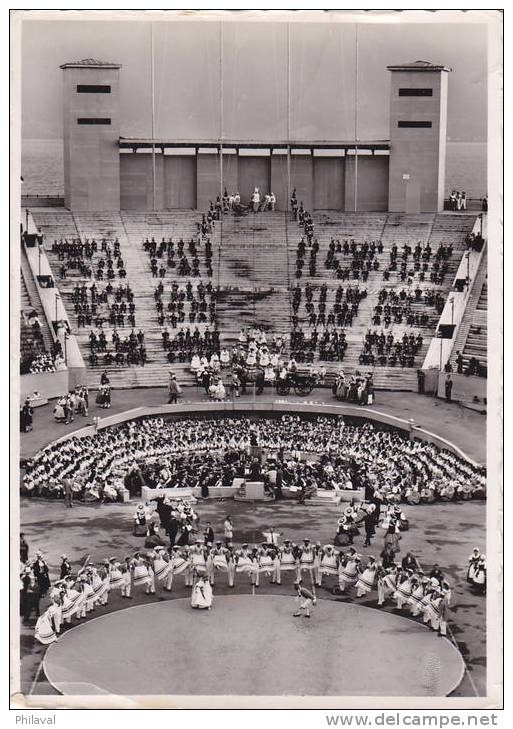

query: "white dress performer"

left=209, top=542, right=234, bottom=587
left=168, top=545, right=191, bottom=590
left=355, top=556, right=378, bottom=597
left=189, top=540, right=208, bottom=577
left=132, top=554, right=155, bottom=595
left=297, top=538, right=316, bottom=582
left=254, top=547, right=276, bottom=587
left=316, top=545, right=339, bottom=587
left=275, top=540, right=297, bottom=585
left=393, top=571, right=415, bottom=609
left=107, top=559, right=124, bottom=592
left=191, top=575, right=213, bottom=609
left=120, top=561, right=133, bottom=598
left=377, top=566, right=397, bottom=606
left=60, top=578, right=84, bottom=623
left=467, top=548, right=481, bottom=583
left=235, top=545, right=257, bottom=586
left=473, top=555, right=487, bottom=592
left=408, top=577, right=427, bottom=616
left=338, top=550, right=361, bottom=593
left=35, top=599, right=62, bottom=645
left=90, top=566, right=108, bottom=606
left=151, top=546, right=172, bottom=589
left=425, top=588, right=448, bottom=636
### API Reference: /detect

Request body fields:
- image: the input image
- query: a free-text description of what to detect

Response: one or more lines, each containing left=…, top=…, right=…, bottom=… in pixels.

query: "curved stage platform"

left=44, top=596, right=464, bottom=697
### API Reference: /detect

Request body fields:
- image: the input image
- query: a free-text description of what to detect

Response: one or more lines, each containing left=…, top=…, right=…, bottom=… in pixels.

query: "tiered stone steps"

left=29, top=208, right=479, bottom=392
left=20, top=245, right=54, bottom=351
left=216, top=211, right=291, bottom=343
left=286, top=211, right=475, bottom=389
left=451, top=252, right=488, bottom=372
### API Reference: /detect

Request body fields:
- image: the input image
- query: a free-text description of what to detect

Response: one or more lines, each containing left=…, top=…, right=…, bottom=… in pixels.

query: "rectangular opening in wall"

left=398, top=88, right=433, bottom=97
left=76, top=84, right=111, bottom=93
left=398, top=121, right=432, bottom=128
left=77, top=118, right=112, bottom=125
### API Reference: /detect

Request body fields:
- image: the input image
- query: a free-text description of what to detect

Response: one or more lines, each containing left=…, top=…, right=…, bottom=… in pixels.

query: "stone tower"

left=387, top=60, right=451, bottom=213
left=60, top=58, right=121, bottom=211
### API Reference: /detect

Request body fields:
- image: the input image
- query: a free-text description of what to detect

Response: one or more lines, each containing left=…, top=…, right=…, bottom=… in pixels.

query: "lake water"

left=21, top=139, right=487, bottom=200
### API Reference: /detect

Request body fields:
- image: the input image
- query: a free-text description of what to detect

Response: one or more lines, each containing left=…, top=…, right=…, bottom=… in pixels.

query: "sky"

left=20, top=17, right=488, bottom=142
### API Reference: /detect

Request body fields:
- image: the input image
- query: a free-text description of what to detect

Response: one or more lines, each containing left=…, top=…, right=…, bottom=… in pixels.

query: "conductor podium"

left=233, top=480, right=274, bottom=502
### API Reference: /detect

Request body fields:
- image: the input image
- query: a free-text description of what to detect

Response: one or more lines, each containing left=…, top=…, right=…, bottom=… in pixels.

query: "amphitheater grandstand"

left=29, top=206, right=477, bottom=390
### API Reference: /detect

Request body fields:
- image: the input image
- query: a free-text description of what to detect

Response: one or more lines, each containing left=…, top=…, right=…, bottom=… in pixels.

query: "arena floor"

left=43, top=596, right=465, bottom=697
left=18, top=390, right=487, bottom=700
left=20, top=496, right=486, bottom=698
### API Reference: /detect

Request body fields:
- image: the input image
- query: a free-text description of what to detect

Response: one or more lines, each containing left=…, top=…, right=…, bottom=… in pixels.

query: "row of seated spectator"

left=88, top=328, right=147, bottom=367
left=377, top=287, right=445, bottom=312
left=325, top=246, right=380, bottom=282
left=359, top=330, right=424, bottom=368
left=290, top=328, right=347, bottom=362
left=162, top=326, right=221, bottom=363
left=295, top=236, right=319, bottom=278
left=144, top=236, right=214, bottom=279
left=154, top=279, right=216, bottom=328
left=71, top=282, right=137, bottom=329
left=382, top=242, right=455, bottom=286
left=291, top=283, right=366, bottom=329
left=53, top=237, right=127, bottom=280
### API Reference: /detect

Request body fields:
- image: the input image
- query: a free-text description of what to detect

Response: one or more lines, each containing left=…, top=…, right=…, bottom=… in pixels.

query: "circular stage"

left=44, top=596, right=464, bottom=696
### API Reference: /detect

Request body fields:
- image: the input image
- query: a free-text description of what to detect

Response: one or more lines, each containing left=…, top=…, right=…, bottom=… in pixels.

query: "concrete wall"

left=290, top=155, right=314, bottom=212
left=163, top=155, right=197, bottom=208
left=388, top=71, right=448, bottom=213
left=313, top=157, right=345, bottom=210
left=120, top=153, right=164, bottom=210
left=270, top=154, right=289, bottom=212
left=20, top=370, right=70, bottom=401
left=222, top=153, right=239, bottom=197
left=63, top=67, right=121, bottom=211
left=196, top=154, right=221, bottom=210
left=345, top=155, right=389, bottom=212
left=238, top=156, right=271, bottom=201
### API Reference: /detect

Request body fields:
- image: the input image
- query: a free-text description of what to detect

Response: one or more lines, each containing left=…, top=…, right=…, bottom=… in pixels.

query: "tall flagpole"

left=219, top=21, right=224, bottom=204
left=354, top=23, right=359, bottom=213
left=151, top=22, right=156, bottom=211
left=287, top=22, right=291, bottom=218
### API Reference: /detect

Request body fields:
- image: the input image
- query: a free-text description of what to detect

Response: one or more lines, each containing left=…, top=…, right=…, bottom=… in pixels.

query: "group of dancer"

left=29, top=527, right=455, bottom=645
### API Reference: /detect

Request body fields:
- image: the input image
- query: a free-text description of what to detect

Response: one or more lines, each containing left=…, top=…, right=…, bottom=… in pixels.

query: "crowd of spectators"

left=371, top=287, right=444, bottom=328
left=290, top=328, right=347, bottom=363
left=54, top=238, right=126, bottom=281
left=155, top=280, right=216, bottom=329
left=359, top=330, right=424, bottom=368
left=143, top=236, right=213, bottom=279
left=291, top=283, right=366, bottom=330
left=21, top=415, right=485, bottom=505
left=325, top=239, right=381, bottom=282
left=88, top=328, right=146, bottom=367
left=163, top=326, right=221, bottom=365
left=71, top=282, right=137, bottom=329
left=382, top=241, right=454, bottom=286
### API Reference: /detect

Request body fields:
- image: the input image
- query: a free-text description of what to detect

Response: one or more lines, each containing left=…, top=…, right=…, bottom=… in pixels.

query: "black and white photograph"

left=10, top=8, right=502, bottom=712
